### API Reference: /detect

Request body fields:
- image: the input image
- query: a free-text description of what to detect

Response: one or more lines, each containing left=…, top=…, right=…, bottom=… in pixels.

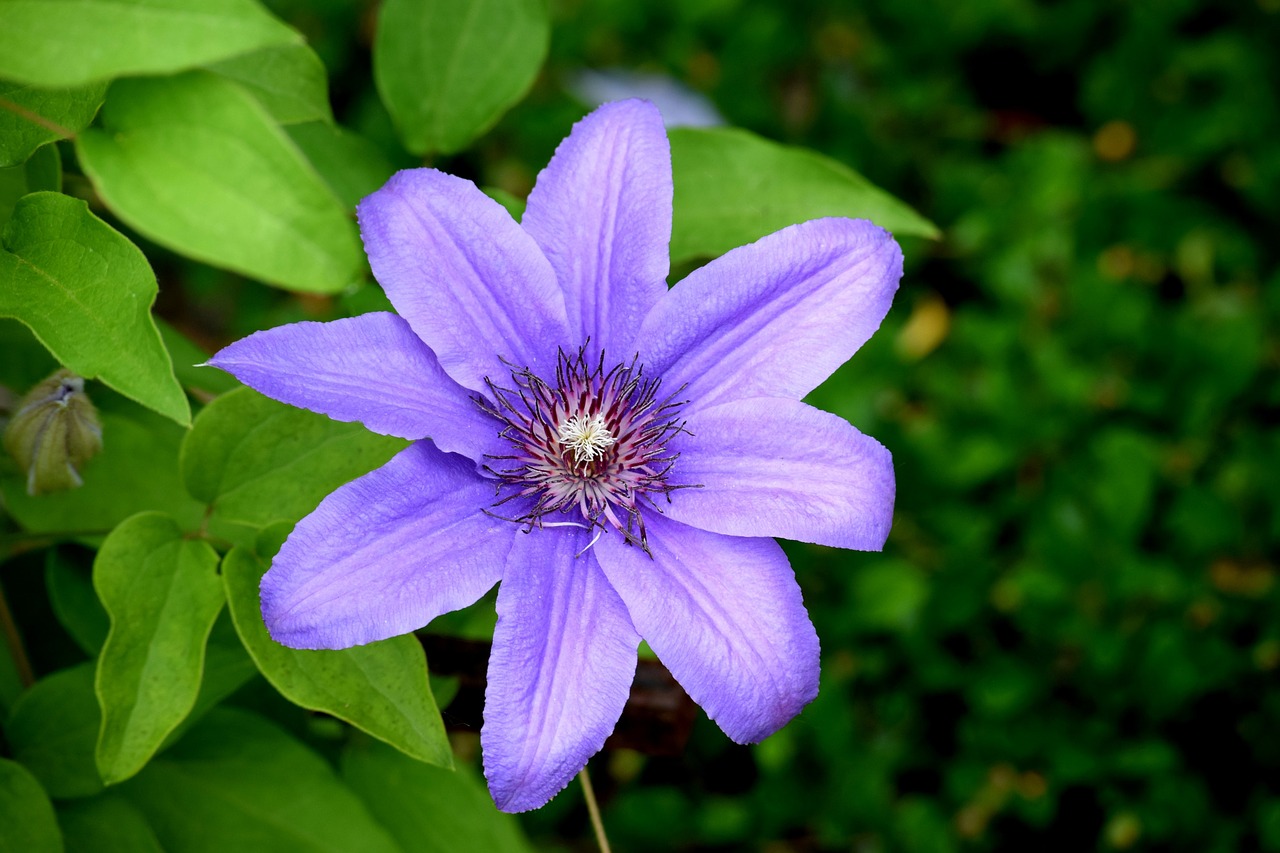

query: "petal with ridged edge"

left=521, top=99, right=671, bottom=356
left=262, top=442, right=514, bottom=649
left=638, top=217, right=902, bottom=413
left=596, top=514, right=819, bottom=744
left=483, top=526, right=639, bottom=813
left=209, top=312, right=503, bottom=462
left=357, top=169, right=571, bottom=392
left=665, top=397, right=894, bottom=550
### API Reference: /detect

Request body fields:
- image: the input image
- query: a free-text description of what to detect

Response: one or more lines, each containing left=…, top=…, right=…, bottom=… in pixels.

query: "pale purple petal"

left=665, top=397, right=894, bottom=550
left=357, top=170, right=571, bottom=391
left=262, top=443, right=514, bottom=649
left=521, top=99, right=671, bottom=356
left=209, top=313, right=504, bottom=461
left=595, top=514, right=819, bottom=744
left=483, top=527, right=639, bottom=813
left=637, top=218, right=902, bottom=412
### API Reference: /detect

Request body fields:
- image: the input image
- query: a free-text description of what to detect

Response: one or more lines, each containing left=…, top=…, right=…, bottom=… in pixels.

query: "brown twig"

left=0, top=580, right=34, bottom=688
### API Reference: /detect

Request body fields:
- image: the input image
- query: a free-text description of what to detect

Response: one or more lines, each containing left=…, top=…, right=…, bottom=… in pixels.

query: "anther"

left=557, top=413, right=616, bottom=463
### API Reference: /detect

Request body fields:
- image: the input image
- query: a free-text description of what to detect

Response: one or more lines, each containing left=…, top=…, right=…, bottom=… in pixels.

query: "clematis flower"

left=210, top=100, right=901, bottom=812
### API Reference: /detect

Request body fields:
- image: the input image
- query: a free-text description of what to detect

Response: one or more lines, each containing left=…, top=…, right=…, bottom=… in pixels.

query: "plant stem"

left=579, top=766, right=611, bottom=853
left=0, top=581, right=34, bottom=688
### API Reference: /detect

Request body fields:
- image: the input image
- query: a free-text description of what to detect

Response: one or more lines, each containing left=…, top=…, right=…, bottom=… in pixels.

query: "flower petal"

left=262, top=442, right=514, bottom=649
left=357, top=170, right=571, bottom=391
left=209, top=313, right=504, bottom=461
left=521, top=100, right=672, bottom=356
left=596, top=514, right=819, bottom=744
left=666, top=397, right=894, bottom=550
left=638, top=218, right=902, bottom=411
left=483, top=527, right=639, bottom=813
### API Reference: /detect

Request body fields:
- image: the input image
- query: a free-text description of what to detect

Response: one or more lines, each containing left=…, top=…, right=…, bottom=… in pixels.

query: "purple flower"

left=210, top=100, right=901, bottom=812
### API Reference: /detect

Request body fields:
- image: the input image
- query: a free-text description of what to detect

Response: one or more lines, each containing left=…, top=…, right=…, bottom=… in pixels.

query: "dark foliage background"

left=507, top=2, right=1280, bottom=849
left=5, top=0, right=1279, bottom=850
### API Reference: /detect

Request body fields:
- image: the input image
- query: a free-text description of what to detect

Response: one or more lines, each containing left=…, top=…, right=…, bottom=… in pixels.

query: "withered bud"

left=3, top=369, right=103, bottom=496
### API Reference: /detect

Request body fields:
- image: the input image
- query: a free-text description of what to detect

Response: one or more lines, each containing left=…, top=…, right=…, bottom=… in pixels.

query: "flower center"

left=557, top=413, right=615, bottom=464
left=475, top=346, right=691, bottom=551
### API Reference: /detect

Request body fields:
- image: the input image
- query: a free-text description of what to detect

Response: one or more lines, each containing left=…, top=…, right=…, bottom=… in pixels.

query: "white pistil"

left=558, top=413, right=616, bottom=464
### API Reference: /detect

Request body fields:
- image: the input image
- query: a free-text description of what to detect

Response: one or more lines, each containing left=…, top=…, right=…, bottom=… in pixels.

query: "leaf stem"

left=0, top=580, right=34, bottom=687
left=579, top=766, right=612, bottom=853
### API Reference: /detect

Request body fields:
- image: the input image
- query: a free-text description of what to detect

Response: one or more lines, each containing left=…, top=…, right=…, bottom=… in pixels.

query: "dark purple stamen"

left=474, top=346, right=694, bottom=552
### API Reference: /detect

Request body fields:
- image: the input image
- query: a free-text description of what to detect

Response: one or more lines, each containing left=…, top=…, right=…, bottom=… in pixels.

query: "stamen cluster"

left=476, top=347, right=690, bottom=550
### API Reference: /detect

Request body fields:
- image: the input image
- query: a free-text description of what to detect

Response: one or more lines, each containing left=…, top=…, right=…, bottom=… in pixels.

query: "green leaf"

left=0, top=192, right=190, bottom=424
left=119, top=707, right=401, bottom=853
left=156, top=318, right=240, bottom=398
left=1, top=401, right=205, bottom=536
left=0, top=80, right=105, bottom=167
left=207, top=42, right=333, bottom=125
left=180, top=386, right=406, bottom=527
left=57, top=795, right=163, bottom=853
left=669, top=126, right=941, bottom=264
left=0, top=758, right=63, bottom=853
left=76, top=73, right=363, bottom=294
left=0, top=142, right=60, bottom=228
left=5, top=663, right=103, bottom=798
left=45, top=548, right=109, bottom=656
left=0, top=0, right=299, bottom=87
left=343, top=737, right=532, bottom=853
left=160, top=611, right=258, bottom=748
left=93, top=512, right=224, bottom=785
left=223, top=547, right=451, bottom=768
left=0, top=315, right=58, bottom=390
left=373, top=0, right=549, bottom=155
left=286, top=121, right=396, bottom=210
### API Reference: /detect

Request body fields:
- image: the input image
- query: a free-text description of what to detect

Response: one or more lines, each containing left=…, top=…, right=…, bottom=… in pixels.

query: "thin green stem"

left=0, top=580, right=34, bottom=688
left=579, top=766, right=611, bottom=853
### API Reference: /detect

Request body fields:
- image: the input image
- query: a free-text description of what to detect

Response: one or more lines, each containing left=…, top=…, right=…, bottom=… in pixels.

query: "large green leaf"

left=4, top=663, right=103, bottom=798
left=94, top=512, right=224, bottom=785
left=0, top=315, right=57, bottom=389
left=1, top=400, right=205, bottom=536
left=119, top=708, right=400, bottom=853
left=286, top=121, right=396, bottom=210
left=669, top=126, right=941, bottom=264
left=0, top=80, right=105, bottom=167
left=159, top=611, right=258, bottom=748
left=0, top=192, right=190, bottom=424
left=180, top=386, right=406, bottom=527
left=373, top=0, right=549, bottom=155
left=207, top=42, right=333, bottom=125
left=0, top=758, right=63, bottom=853
left=343, top=737, right=532, bottom=853
left=76, top=73, right=362, bottom=293
left=0, top=0, right=299, bottom=87
left=223, top=547, right=451, bottom=768
left=0, top=143, right=60, bottom=228
left=56, top=795, right=162, bottom=853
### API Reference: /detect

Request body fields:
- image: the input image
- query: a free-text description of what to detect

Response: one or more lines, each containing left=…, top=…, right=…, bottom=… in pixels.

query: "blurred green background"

left=476, top=1, right=1280, bottom=849
left=15, top=0, right=1280, bottom=849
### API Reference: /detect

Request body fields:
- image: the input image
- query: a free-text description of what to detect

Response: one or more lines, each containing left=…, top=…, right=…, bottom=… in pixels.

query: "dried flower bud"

left=3, top=369, right=103, bottom=496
